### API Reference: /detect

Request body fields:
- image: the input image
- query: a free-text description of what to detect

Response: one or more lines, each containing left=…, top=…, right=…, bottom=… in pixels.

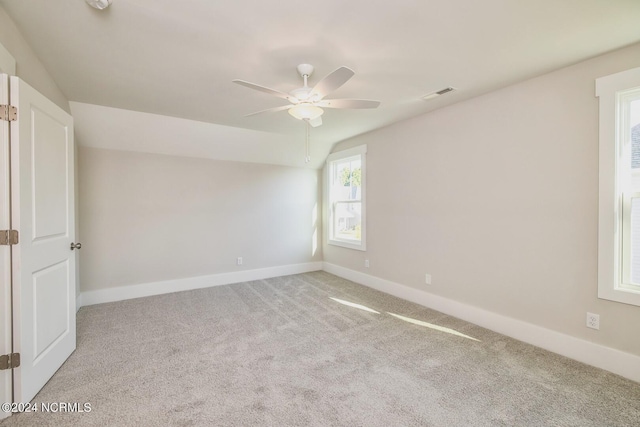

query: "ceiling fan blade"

left=308, top=116, right=322, bottom=127
left=233, top=80, right=297, bottom=103
left=310, top=67, right=355, bottom=99
left=317, top=99, right=381, bottom=109
left=244, top=104, right=292, bottom=117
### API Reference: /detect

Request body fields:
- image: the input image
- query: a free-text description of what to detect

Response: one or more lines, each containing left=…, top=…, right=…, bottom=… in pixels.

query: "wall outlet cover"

left=586, top=312, right=600, bottom=330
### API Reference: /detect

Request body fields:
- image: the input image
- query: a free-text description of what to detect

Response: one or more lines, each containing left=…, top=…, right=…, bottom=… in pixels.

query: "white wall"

left=79, top=146, right=322, bottom=292
left=325, top=42, right=640, bottom=357
left=0, top=6, right=69, bottom=112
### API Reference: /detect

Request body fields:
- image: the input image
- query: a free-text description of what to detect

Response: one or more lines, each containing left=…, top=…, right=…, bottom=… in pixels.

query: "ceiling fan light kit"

left=288, top=104, right=324, bottom=120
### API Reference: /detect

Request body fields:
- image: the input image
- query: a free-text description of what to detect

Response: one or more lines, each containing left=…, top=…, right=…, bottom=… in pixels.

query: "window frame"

left=326, top=145, right=367, bottom=251
left=596, top=66, right=640, bottom=306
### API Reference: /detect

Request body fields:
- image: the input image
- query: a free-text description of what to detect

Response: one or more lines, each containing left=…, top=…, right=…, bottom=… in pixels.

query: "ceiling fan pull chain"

left=305, top=119, right=311, bottom=163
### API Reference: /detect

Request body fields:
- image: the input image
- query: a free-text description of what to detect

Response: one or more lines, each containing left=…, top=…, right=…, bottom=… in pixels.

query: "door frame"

left=0, top=42, right=15, bottom=76
left=0, top=41, right=15, bottom=420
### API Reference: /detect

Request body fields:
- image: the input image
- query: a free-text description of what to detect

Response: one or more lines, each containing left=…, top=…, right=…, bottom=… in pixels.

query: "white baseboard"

left=80, top=262, right=323, bottom=307
left=323, top=262, right=640, bottom=384
left=76, top=293, right=83, bottom=312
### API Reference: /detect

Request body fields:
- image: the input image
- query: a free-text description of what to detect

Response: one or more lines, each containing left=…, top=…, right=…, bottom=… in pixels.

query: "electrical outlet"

left=586, top=312, right=600, bottom=330
left=425, top=273, right=432, bottom=285
left=237, top=257, right=243, bottom=266
left=365, top=259, right=370, bottom=268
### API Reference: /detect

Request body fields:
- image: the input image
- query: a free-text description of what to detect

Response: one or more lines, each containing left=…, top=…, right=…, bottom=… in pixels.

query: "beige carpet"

left=1, top=271, right=639, bottom=426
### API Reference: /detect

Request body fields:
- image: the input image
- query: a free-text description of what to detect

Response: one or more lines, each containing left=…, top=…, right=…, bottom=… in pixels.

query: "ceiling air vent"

left=421, top=87, right=456, bottom=100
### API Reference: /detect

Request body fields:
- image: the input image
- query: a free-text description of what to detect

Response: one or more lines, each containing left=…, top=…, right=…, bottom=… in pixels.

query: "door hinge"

left=0, top=353, right=20, bottom=370
left=0, top=230, right=19, bottom=245
left=0, top=104, right=17, bottom=121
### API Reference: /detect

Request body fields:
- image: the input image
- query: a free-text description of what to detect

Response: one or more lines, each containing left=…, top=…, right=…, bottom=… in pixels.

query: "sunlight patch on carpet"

left=387, top=312, right=480, bottom=342
left=330, top=297, right=380, bottom=314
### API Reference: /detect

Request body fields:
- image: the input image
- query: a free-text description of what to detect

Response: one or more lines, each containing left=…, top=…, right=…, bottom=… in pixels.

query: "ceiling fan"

left=232, top=64, right=380, bottom=128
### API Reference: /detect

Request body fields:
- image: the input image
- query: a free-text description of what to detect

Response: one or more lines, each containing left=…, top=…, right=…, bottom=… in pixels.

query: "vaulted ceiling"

left=2, top=0, right=640, bottom=168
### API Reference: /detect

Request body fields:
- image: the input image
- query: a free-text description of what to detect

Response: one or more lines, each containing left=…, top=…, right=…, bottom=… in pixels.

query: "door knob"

left=70, top=242, right=82, bottom=250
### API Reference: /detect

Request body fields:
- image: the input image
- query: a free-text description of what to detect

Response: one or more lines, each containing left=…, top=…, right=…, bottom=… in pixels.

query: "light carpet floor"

left=1, top=271, right=639, bottom=426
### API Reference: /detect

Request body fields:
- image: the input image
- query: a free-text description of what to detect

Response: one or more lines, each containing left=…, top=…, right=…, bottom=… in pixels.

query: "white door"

left=10, top=75, right=76, bottom=403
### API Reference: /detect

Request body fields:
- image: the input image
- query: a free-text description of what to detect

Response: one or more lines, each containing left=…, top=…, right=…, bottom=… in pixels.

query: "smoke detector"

left=85, top=0, right=112, bottom=10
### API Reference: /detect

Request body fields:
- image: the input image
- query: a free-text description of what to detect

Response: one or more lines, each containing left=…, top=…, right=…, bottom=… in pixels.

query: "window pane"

left=332, top=157, right=361, bottom=202
left=631, top=99, right=640, bottom=169
left=631, top=197, right=640, bottom=284
left=334, top=201, right=361, bottom=241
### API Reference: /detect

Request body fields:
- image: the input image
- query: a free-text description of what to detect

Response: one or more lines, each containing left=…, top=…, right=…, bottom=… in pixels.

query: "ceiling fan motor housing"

left=297, top=63, right=314, bottom=78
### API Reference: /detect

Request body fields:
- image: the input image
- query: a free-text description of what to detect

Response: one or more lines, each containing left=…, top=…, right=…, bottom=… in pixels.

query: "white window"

left=596, top=66, right=640, bottom=306
left=326, top=145, right=366, bottom=251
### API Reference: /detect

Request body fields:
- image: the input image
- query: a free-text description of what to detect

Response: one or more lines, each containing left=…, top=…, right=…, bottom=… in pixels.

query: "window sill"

left=598, top=285, right=640, bottom=307
left=328, top=239, right=366, bottom=252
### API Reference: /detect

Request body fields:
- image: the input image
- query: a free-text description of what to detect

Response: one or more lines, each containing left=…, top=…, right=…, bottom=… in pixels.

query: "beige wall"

left=0, top=6, right=69, bottom=112
left=325, top=42, right=640, bottom=356
left=79, top=147, right=322, bottom=292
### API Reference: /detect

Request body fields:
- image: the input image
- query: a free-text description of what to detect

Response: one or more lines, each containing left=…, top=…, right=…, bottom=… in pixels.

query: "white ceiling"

left=2, top=0, right=640, bottom=169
